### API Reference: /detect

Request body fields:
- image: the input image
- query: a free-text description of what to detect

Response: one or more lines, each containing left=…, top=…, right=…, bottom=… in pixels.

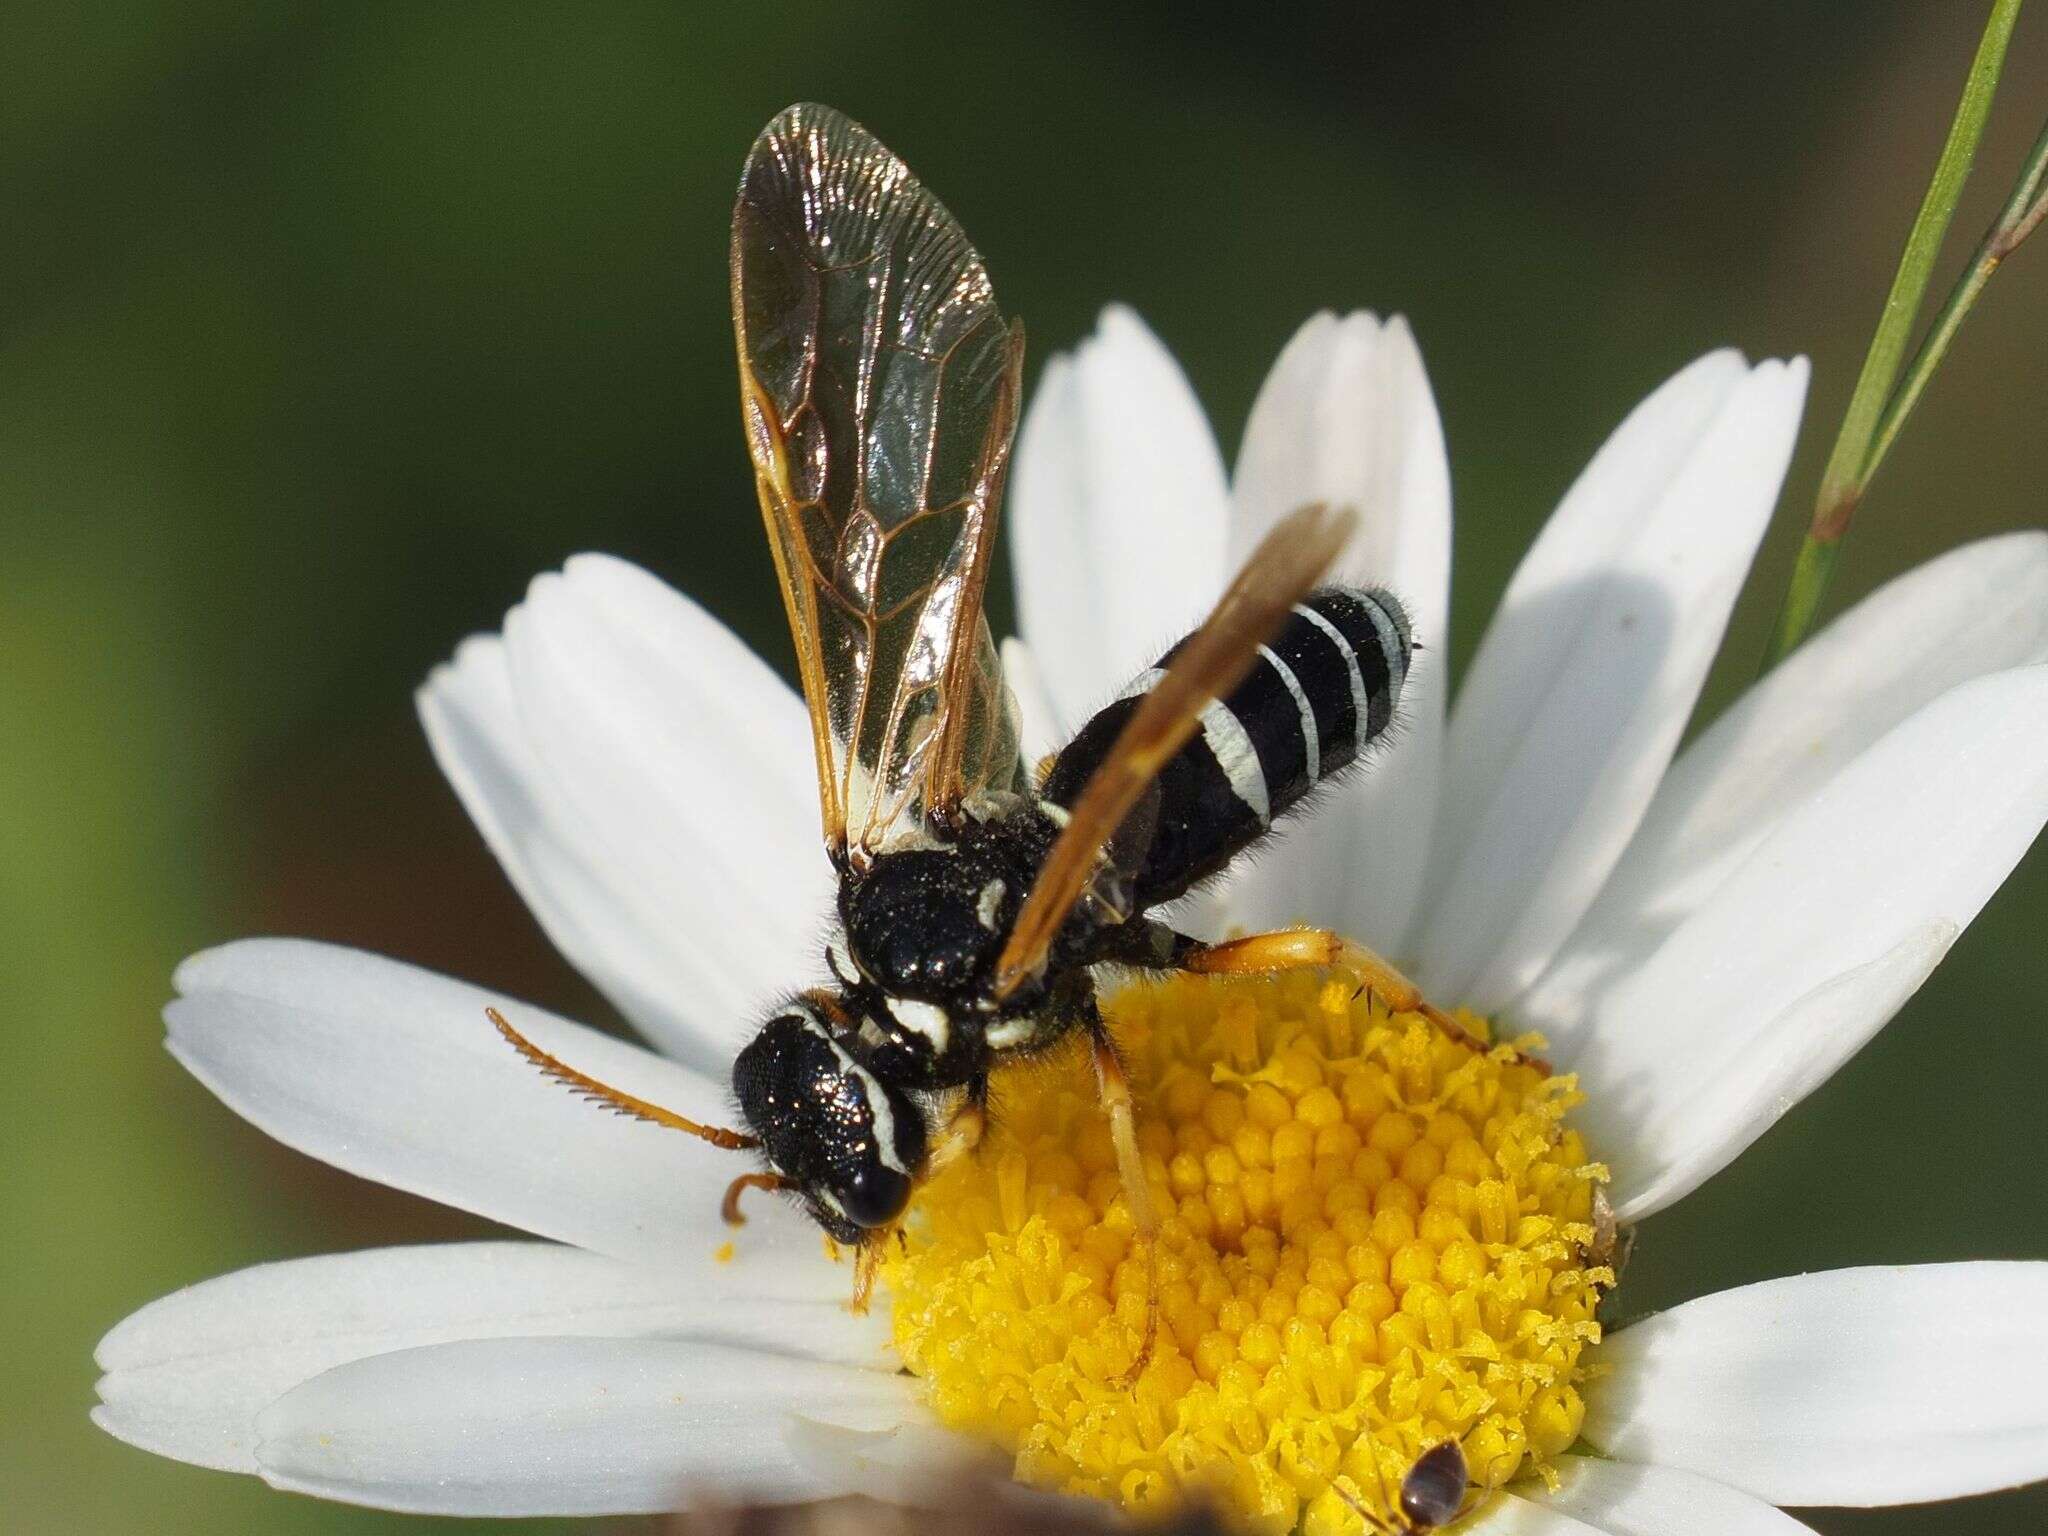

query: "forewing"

left=936, top=612, right=1028, bottom=817
left=732, top=103, right=1024, bottom=858
left=994, top=503, right=1357, bottom=998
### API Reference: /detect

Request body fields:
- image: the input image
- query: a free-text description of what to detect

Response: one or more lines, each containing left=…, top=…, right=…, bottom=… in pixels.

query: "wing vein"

left=731, top=103, right=1026, bottom=859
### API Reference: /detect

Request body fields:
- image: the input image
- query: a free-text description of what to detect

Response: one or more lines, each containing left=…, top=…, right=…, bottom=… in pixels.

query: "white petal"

left=1002, top=636, right=1066, bottom=767
left=503, top=555, right=833, bottom=1064
left=1562, top=666, right=2048, bottom=1219
left=1010, top=305, right=1230, bottom=725
left=421, top=636, right=711, bottom=1069
left=1586, top=1263, right=2048, bottom=1505
left=93, top=1241, right=886, bottom=1473
left=1528, top=1456, right=1819, bottom=1536
left=1528, top=530, right=2048, bottom=1025
left=785, top=1415, right=994, bottom=1506
left=1416, top=353, right=1808, bottom=1009
left=1607, top=924, right=1951, bottom=1220
left=254, top=1335, right=919, bottom=1514
left=1225, top=313, right=1453, bottom=948
left=419, top=556, right=833, bottom=1074
left=165, top=939, right=838, bottom=1270
left=1463, top=1493, right=1611, bottom=1536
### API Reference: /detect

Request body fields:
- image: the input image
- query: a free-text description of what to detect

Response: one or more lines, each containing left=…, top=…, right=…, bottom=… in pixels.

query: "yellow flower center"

left=884, top=966, right=1612, bottom=1535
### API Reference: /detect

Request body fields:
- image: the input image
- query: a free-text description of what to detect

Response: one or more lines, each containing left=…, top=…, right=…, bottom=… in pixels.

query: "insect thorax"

left=836, top=804, right=1061, bottom=1027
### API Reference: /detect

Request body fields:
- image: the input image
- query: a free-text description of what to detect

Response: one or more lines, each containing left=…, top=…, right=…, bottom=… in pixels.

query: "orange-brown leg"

left=1183, top=928, right=1425, bottom=1004
left=1182, top=928, right=1544, bottom=1070
left=1088, top=1024, right=1157, bottom=1238
left=721, top=1170, right=790, bottom=1226
left=849, top=1234, right=888, bottom=1315
left=923, top=1078, right=988, bottom=1178
left=835, top=1083, right=990, bottom=1317
left=1329, top=1476, right=1398, bottom=1536
left=1088, top=1016, right=1159, bottom=1383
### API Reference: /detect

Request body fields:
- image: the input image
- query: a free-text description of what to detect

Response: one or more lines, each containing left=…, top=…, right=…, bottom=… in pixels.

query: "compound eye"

left=838, top=1160, right=913, bottom=1229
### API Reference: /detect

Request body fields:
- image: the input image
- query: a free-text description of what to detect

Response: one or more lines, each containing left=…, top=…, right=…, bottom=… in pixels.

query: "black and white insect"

left=491, top=102, right=1442, bottom=1307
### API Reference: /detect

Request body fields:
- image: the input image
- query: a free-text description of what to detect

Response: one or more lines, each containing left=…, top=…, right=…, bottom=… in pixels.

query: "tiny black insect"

left=1336, top=1441, right=1471, bottom=1535
left=491, top=103, right=1466, bottom=1314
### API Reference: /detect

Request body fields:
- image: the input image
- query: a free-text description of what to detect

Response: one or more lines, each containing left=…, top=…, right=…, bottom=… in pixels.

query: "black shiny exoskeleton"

left=486, top=106, right=1423, bottom=1271
left=732, top=585, right=1412, bottom=1243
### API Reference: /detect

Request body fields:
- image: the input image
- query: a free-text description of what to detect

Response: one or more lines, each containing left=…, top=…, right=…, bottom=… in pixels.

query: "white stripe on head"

left=799, top=1008, right=911, bottom=1177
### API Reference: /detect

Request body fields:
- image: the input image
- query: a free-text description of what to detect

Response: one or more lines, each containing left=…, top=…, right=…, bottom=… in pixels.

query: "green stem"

left=1864, top=115, right=2048, bottom=477
left=1763, top=0, right=2024, bottom=670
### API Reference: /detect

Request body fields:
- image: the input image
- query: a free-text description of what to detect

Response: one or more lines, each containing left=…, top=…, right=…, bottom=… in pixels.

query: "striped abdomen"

left=1042, top=585, right=1412, bottom=910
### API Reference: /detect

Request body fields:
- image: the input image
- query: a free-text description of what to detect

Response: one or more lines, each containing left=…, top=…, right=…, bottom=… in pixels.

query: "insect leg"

left=1076, top=997, right=1160, bottom=1384
left=1175, top=930, right=1541, bottom=1069
left=1330, top=1476, right=1401, bottom=1536
left=925, top=1075, right=989, bottom=1177
left=1087, top=915, right=1205, bottom=972
left=1180, top=927, right=1418, bottom=996
left=721, top=1170, right=791, bottom=1225
left=1086, top=1018, right=1156, bottom=1238
left=851, top=1232, right=888, bottom=1316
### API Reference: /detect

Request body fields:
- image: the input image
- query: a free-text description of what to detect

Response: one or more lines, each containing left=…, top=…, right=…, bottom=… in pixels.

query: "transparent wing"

left=732, top=103, right=1026, bottom=861
left=994, top=503, right=1357, bottom=998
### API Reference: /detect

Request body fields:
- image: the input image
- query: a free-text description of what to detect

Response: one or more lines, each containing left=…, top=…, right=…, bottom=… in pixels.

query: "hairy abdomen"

left=1043, top=584, right=1412, bottom=909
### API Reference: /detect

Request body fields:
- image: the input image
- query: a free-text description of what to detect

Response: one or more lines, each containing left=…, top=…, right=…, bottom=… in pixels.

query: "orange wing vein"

left=732, top=103, right=1026, bottom=864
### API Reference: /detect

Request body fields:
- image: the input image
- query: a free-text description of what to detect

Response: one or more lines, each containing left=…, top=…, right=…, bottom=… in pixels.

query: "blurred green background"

left=5, top=3, right=2045, bottom=1532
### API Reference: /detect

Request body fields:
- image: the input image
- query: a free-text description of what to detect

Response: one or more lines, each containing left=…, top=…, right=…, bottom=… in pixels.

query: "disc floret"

left=887, top=966, right=1610, bottom=1535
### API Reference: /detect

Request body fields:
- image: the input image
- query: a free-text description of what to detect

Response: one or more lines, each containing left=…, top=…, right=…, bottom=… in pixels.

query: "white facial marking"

left=861, top=1075, right=907, bottom=1175
left=800, top=1009, right=910, bottom=1176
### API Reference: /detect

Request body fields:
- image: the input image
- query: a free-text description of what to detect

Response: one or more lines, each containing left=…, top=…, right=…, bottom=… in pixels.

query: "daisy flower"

left=95, top=308, right=2048, bottom=1534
